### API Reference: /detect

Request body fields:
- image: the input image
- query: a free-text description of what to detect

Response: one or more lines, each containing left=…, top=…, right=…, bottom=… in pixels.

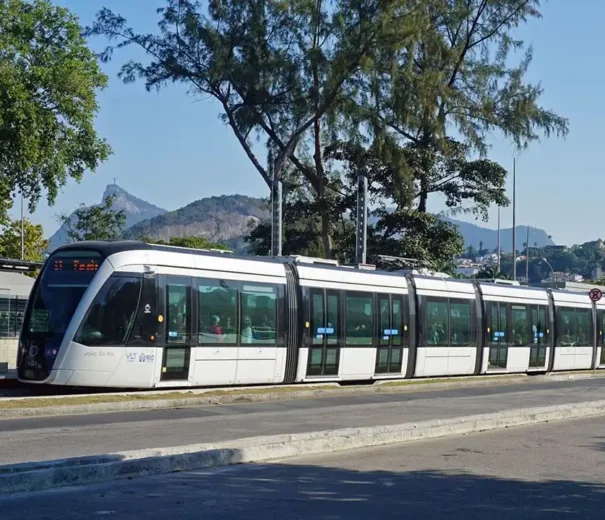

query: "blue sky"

left=16, top=1, right=602, bottom=246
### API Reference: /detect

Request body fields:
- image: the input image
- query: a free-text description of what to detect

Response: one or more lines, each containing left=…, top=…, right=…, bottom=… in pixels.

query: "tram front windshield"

left=19, top=250, right=104, bottom=379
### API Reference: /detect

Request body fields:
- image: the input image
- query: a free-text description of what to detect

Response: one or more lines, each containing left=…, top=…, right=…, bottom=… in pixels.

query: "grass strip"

left=0, top=374, right=532, bottom=411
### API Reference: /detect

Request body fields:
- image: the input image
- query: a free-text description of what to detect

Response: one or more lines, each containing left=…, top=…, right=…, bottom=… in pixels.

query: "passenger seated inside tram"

left=241, top=315, right=253, bottom=343
left=513, top=331, right=526, bottom=346
left=208, top=315, right=223, bottom=335
left=428, top=310, right=446, bottom=345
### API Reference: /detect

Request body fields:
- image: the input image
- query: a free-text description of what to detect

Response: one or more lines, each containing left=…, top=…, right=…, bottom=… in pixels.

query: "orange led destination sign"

left=51, top=258, right=100, bottom=272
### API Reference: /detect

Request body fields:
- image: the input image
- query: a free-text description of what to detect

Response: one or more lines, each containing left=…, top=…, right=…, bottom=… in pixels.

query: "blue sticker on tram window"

left=383, top=329, right=392, bottom=335
left=316, top=334, right=323, bottom=339
left=391, top=329, right=399, bottom=335
left=317, top=327, right=326, bottom=334
left=325, top=327, right=335, bottom=334
left=383, top=336, right=389, bottom=341
left=539, top=332, right=544, bottom=338
left=169, top=331, right=178, bottom=338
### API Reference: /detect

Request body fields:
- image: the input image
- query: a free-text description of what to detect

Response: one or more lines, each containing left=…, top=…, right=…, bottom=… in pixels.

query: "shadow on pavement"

left=1, top=462, right=604, bottom=519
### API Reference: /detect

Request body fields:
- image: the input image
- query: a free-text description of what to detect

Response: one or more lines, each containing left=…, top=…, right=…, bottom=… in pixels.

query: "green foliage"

left=61, top=195, right=126, bottom=242
left=0, top=218, right=49, bottom=277
left=87, top=0, right=422, bottom=259
left=247, top=141, right=465, bottom=267
left=0, top=218, right=49, bottom=262
left=357, top=0, right=566, bottom=218
left=144, top=236, right=230, bottom=251
left=491, top=241, right=605, bottom=284
left=0, top=0, right=111, bottom=221
left=90, top=0, right=566, bottom=262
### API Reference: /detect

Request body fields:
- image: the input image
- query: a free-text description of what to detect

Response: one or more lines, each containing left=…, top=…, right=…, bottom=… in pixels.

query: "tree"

left=247, top=140, right=465, bottom=269
left=0, top=0, right=111, bottom=222
left=0, top=218, right=49, bottom=262
left=144, top=236, right=230, bottom=251
left=87, top=0, right=423, bottom=259
left=357, top=0, right=567, bottom=220
left=61, top=195, right=126, bottom=242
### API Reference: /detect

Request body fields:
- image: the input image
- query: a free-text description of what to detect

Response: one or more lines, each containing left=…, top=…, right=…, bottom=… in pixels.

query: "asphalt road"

left=2, top=414, right=605, bottom=519
left=1, top=377, right=605, bottom=465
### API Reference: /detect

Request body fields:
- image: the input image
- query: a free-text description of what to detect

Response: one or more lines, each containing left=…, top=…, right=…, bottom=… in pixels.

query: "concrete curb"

left=1, top=371, right=604, bottom=419
left=2, top=399, right=605, bottom=494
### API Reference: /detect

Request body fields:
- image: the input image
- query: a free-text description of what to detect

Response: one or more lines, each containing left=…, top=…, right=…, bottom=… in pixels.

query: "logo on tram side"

left=125, top=352, right=155, bottom=363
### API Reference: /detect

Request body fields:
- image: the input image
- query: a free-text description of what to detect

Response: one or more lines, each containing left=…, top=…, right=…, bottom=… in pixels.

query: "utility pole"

left=20, top=192, right=24, bottom=261
left=497, top=206, right=501, bottom=273
left=512, top=157, right=517, bottom=281
left=525, top=224, right=530, bottom=283
left=355, top=175, right=368, bottom=265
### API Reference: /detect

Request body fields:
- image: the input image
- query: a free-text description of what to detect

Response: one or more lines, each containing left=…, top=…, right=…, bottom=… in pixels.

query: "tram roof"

left=45, top=242, right=562, bottom=297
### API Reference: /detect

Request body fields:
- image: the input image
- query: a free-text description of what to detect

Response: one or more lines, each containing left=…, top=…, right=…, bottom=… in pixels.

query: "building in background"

left=0, top=272, right=34, bottom=378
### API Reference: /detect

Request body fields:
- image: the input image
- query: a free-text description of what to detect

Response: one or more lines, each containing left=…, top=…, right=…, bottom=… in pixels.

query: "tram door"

left=375, top=295, right=404, bottom=374
left=161, top=275, right=193, bottom=381
left=488, top=301, right=508, bottom=369
left=529, top=306, right=548, bottom=368
left=307, top=289, right=340, bottom=376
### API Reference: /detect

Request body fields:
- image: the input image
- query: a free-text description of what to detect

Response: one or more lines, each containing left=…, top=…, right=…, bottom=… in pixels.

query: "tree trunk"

left=312, top=0, right=333, bottom=259
left=320, top=201, right=333, bottom=260
left=417, top=175, right=428, bottom=213
left=417, top=130, right=432, bottom=213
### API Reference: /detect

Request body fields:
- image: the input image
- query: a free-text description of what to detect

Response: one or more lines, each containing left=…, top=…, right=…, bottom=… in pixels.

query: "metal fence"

left=0, top=294, right=28, bottom=338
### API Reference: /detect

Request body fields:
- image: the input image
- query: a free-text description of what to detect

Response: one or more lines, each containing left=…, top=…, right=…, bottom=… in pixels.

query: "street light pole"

left=512, top=157, right=517, bottom=281
left=541, top=257, right=555, bottom=283
left=497, top=206, right=501, bottom=273
left=20, top=192, right=24, bottom=261
left=525, top=224, right=530, bottom=283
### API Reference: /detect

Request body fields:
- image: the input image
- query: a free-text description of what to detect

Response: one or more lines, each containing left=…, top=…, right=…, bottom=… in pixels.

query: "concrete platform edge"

left=2, top=399, right=605, bottom=495
left=1, top=371, right=604, bottom=420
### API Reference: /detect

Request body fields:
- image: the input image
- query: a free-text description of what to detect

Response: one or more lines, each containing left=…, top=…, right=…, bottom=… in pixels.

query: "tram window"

left=560, top=308, right=575, bottom=346
left=345, top=293, right=373, bottom=346
left=379, top=296, right=390, bottom=346
left=531, top=306, right=548, bottom=345
left=74, top=276, right=141, bottom=346
left=166, top=283, right=191, bottom=344
left=450, top=301, right=471, bottom=346
left=240, top=284, right=277, bottom=345
left=427, top=299, right=448, bottom=346
left=489, top=302, right=508, bottom=344
left=575, top=309, right=591, bottom=346
left=392, top=296, right=404, bottom=346
left=311, top=291, right=325, bottom=346
left=198, top=280, right=237, bottom=345
left=326, top=293, right=339, bottom=345
left=511, top=305, right=528, bottom=346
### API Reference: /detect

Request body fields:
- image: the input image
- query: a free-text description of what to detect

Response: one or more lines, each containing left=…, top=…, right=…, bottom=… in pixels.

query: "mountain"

left=48, top=184, right=168, bottom=251
left=123, top=194, right=269, bottom=251
left=369, top=209, right=555, bottom=252
left=442, top=217, right=555, bottom=252
left=48, top=185, right=555, bottom=255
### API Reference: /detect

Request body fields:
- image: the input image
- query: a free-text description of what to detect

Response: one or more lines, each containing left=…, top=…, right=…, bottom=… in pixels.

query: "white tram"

left=16, top=241, right=605, bottom=389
